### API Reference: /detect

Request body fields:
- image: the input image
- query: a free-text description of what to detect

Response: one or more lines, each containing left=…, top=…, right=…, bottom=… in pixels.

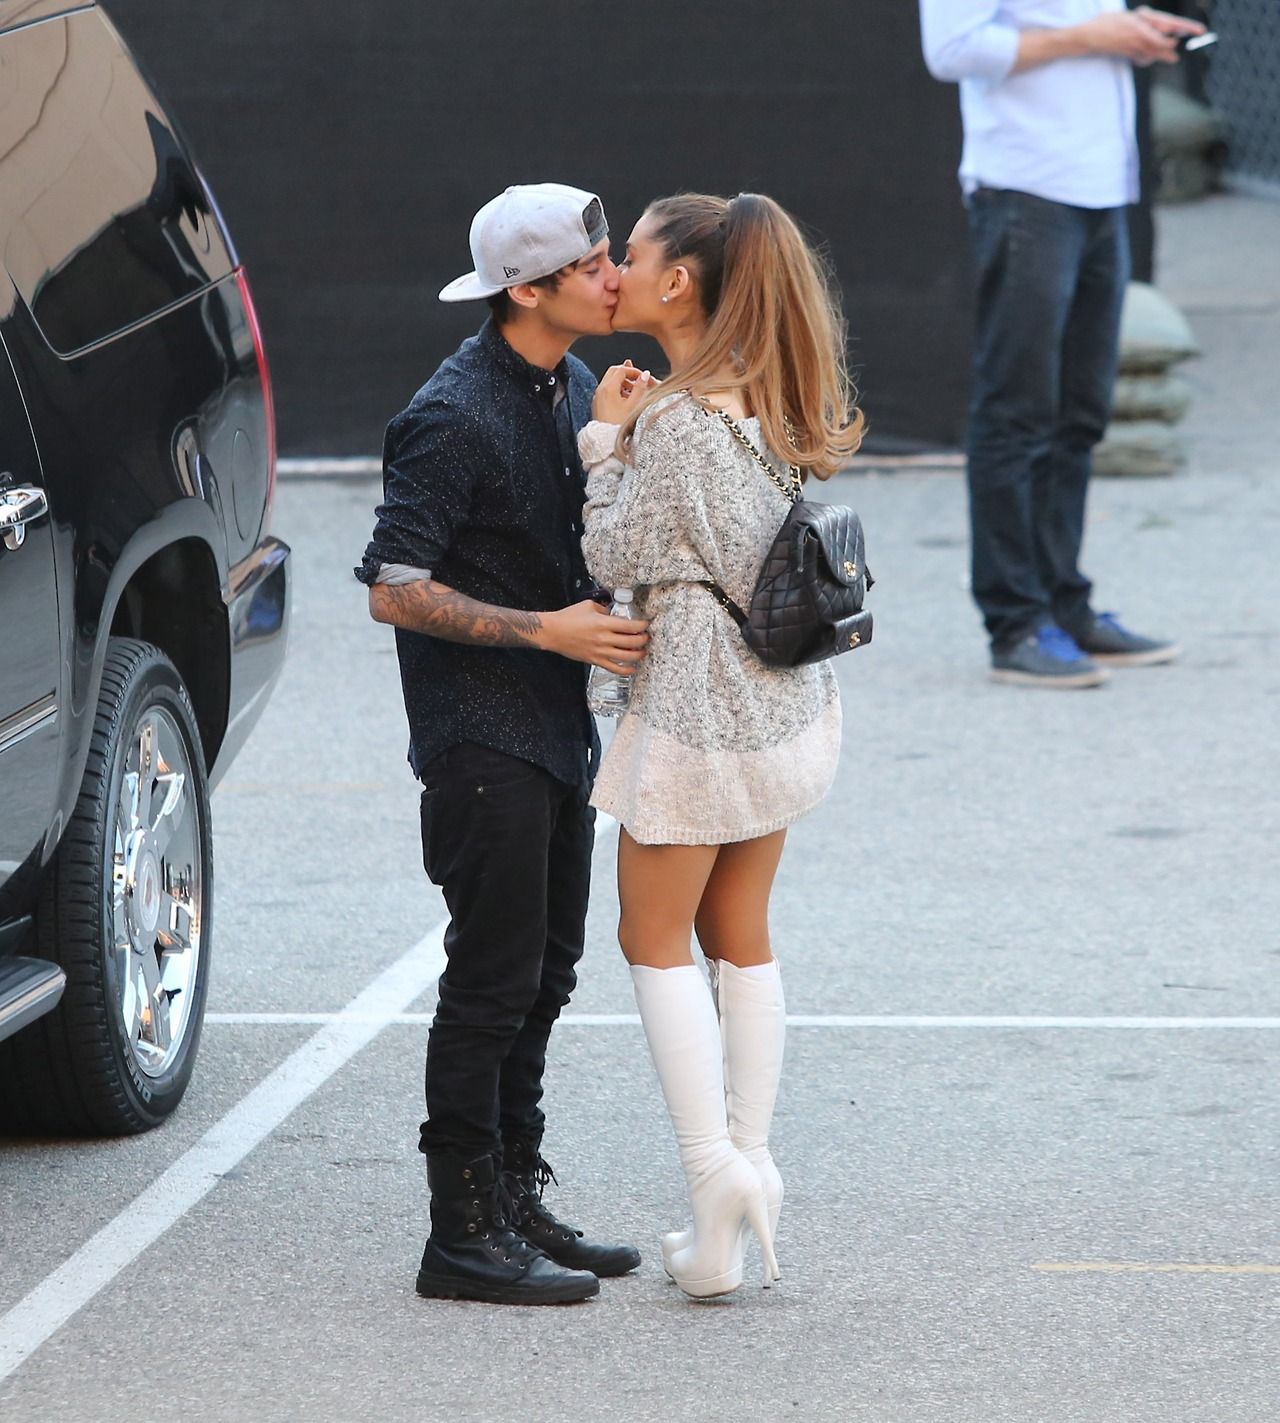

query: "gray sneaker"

left=1071, top=612, right=1181, bottom=668
left=990, top=625, right=1109, bottom=689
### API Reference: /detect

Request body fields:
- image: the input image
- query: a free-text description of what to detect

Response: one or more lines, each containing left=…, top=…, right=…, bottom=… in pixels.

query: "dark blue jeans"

left=965, top=188, right=1131, bottom=649
left=416, top=742, right=594, bottom=1159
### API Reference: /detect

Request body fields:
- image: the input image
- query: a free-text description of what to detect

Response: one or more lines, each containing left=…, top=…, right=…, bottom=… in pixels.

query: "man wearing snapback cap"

left=357, top=184, right=648, bottom=1305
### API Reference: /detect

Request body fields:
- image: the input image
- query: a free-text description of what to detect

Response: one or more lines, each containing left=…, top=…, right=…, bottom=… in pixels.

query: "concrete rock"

left=1153, top=85, right=1227, bottom=203
left=1093, top=420, right=1187, bottom=477
left=1118, top=282, right=1200, bottom=373
left=1111, top=372, right=1193, bottom=424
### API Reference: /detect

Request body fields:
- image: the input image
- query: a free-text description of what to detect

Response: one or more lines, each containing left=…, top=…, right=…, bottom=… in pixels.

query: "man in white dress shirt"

left=920, top=3, right=1201, bottom=686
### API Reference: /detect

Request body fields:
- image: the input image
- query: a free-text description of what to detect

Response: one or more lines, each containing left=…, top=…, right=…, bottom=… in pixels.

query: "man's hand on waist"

left=537, top=599, right=650, bottom=675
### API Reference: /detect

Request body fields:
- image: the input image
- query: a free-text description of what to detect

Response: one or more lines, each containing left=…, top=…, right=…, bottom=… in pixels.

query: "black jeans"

left=416, top=742, right=594, bottom=1159
left=965, top=188, right=1131, bottom=649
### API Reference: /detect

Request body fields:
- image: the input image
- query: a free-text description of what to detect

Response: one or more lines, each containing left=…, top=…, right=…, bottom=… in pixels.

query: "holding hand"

left=1079, top=7, right=1204, bottom=66
left=539, top=597, right=650, bottom=674
left=593, top=360, right=660, bottom=424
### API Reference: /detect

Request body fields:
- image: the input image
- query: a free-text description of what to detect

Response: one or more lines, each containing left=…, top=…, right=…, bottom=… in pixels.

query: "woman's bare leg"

left=616, top=830, right=720, bottom=968
left=693, top=829, right=787, bottom=969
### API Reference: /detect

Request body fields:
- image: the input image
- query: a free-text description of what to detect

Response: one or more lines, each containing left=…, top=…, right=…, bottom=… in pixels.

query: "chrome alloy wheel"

left=110, top=706, right=204, bottom=1078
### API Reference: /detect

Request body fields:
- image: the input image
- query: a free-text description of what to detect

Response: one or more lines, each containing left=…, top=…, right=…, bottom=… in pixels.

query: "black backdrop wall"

left=107, top=2, right=972, bottom=456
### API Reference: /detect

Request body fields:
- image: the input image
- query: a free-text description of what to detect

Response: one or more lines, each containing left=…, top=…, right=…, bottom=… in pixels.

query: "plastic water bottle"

left=587, top=588, right=636, bottom=717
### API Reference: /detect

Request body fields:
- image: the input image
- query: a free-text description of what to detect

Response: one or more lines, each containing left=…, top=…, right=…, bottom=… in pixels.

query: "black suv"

left=0, top=1, right=289, bottom=1133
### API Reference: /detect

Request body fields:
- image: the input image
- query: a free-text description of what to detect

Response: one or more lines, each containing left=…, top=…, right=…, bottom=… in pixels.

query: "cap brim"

left=438, top=270, right=502, bottom=302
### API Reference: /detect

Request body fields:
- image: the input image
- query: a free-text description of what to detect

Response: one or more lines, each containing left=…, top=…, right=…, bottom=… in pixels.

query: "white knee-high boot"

left=719, top=958, right=786, bottom=1225
left=631, top=964, right=779, bottom=1298
left=661, top=959, right=786, bottom=1273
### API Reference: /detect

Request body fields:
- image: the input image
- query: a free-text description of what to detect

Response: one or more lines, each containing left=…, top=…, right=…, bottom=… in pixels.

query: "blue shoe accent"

left=1034, top=623, right=1087, bottom=664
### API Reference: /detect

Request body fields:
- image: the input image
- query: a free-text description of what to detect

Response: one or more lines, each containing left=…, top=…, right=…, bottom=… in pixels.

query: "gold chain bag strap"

left=694, top=402, right=874, bottom=667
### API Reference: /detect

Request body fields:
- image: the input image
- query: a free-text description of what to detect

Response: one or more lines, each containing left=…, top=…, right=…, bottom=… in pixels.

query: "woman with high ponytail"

left=579, top=193, right=862, bottom=1300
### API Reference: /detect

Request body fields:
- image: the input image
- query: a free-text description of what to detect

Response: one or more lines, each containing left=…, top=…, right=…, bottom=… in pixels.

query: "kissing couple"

left=357, top=180, right=861, bottom=1305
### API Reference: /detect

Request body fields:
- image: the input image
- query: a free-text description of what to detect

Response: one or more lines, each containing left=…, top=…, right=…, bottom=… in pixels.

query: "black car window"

left=0, top=9, right=234, bottom=356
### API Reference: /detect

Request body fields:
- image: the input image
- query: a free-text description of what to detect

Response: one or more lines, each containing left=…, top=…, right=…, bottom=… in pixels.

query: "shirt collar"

left=479, top=317, right=570, bottom=400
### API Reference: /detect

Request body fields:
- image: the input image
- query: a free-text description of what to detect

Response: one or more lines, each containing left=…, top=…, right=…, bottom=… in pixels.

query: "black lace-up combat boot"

left=502, top=1137, right=641, bottom=1278
left=416, top=1151, right=599, bottom=1304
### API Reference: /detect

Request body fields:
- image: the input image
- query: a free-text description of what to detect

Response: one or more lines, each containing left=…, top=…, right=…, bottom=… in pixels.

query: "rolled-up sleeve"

left=354, top=399, right=476, bottom=587
left=919, top=0, right=1020, bottom=83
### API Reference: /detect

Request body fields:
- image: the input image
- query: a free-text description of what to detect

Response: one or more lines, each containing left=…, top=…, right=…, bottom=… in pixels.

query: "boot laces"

left=491, top=1174, right=521, bottom=1230
left=501, top=1152, right=557, bottom=1222
left=529, top=1154, right=559, bottom=1200
left=506, top=1154, right=582, bottom=1241
left=483, top=1176, right=543, bottom=1263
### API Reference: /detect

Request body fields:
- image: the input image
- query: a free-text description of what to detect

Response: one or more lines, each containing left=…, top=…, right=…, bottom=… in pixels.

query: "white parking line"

left=0, top=813, right=621, bottom=1381
left=204, top=1013, right=1280, bottom=1029
left=0, top=923, right=447, bottom=1384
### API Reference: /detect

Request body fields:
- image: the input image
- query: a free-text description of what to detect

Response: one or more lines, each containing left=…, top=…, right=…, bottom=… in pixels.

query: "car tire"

left=0, top=638, right=213, bottom=1135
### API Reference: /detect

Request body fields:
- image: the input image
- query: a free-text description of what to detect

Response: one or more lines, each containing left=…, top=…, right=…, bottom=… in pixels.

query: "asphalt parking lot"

left=1, top=196, right=1278, bottom=1422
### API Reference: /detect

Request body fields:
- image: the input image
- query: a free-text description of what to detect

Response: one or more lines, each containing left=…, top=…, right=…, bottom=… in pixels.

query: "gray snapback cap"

left=438, top=182, right=609, bottom=303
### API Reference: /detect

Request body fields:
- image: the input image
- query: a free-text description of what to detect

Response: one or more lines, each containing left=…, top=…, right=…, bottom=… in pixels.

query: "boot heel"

left=744, top=1188, right=780, bottom=1288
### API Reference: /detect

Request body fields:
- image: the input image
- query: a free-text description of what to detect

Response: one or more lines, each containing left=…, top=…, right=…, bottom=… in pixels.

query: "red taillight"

left=233, top=266, right=277, bottom=520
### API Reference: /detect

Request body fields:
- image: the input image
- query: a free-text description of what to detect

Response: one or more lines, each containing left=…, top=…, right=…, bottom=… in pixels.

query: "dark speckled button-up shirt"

left=355, top=318, right=601, bottom=791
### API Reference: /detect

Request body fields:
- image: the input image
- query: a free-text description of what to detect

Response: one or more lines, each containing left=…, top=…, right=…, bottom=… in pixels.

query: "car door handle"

left=0, top=484, right=49, bottom=552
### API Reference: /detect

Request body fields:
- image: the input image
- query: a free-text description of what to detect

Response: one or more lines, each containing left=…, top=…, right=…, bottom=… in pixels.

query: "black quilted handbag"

left=696, top=406, right=874, bottom=668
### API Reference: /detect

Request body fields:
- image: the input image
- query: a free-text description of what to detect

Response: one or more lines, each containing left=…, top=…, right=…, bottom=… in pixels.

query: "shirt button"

left=548, top=375, right=556, bottom=385
left=533, top=383, right=541, bottom=393
left=564, top=466, right=572, bottom=477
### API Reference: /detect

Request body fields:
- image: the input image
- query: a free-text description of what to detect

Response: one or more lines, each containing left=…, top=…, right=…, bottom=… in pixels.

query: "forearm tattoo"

left=373, top=580, right=544, bottom=648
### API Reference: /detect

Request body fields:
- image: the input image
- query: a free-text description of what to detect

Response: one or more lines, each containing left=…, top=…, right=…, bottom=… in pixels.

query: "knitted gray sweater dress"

left=579, top=392, right=841, bottom=845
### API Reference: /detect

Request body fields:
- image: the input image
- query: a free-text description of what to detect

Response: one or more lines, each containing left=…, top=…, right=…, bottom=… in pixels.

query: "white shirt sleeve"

left=919, top=0, right=1020, bottom=83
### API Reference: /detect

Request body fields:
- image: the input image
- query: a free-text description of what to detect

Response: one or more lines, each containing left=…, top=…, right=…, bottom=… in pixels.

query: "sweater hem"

left=591, top=795, right=822, bottom=847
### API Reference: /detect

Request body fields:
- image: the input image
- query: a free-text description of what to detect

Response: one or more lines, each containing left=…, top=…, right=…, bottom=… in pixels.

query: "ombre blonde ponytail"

left=619, top=192, right=864, bottom=479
